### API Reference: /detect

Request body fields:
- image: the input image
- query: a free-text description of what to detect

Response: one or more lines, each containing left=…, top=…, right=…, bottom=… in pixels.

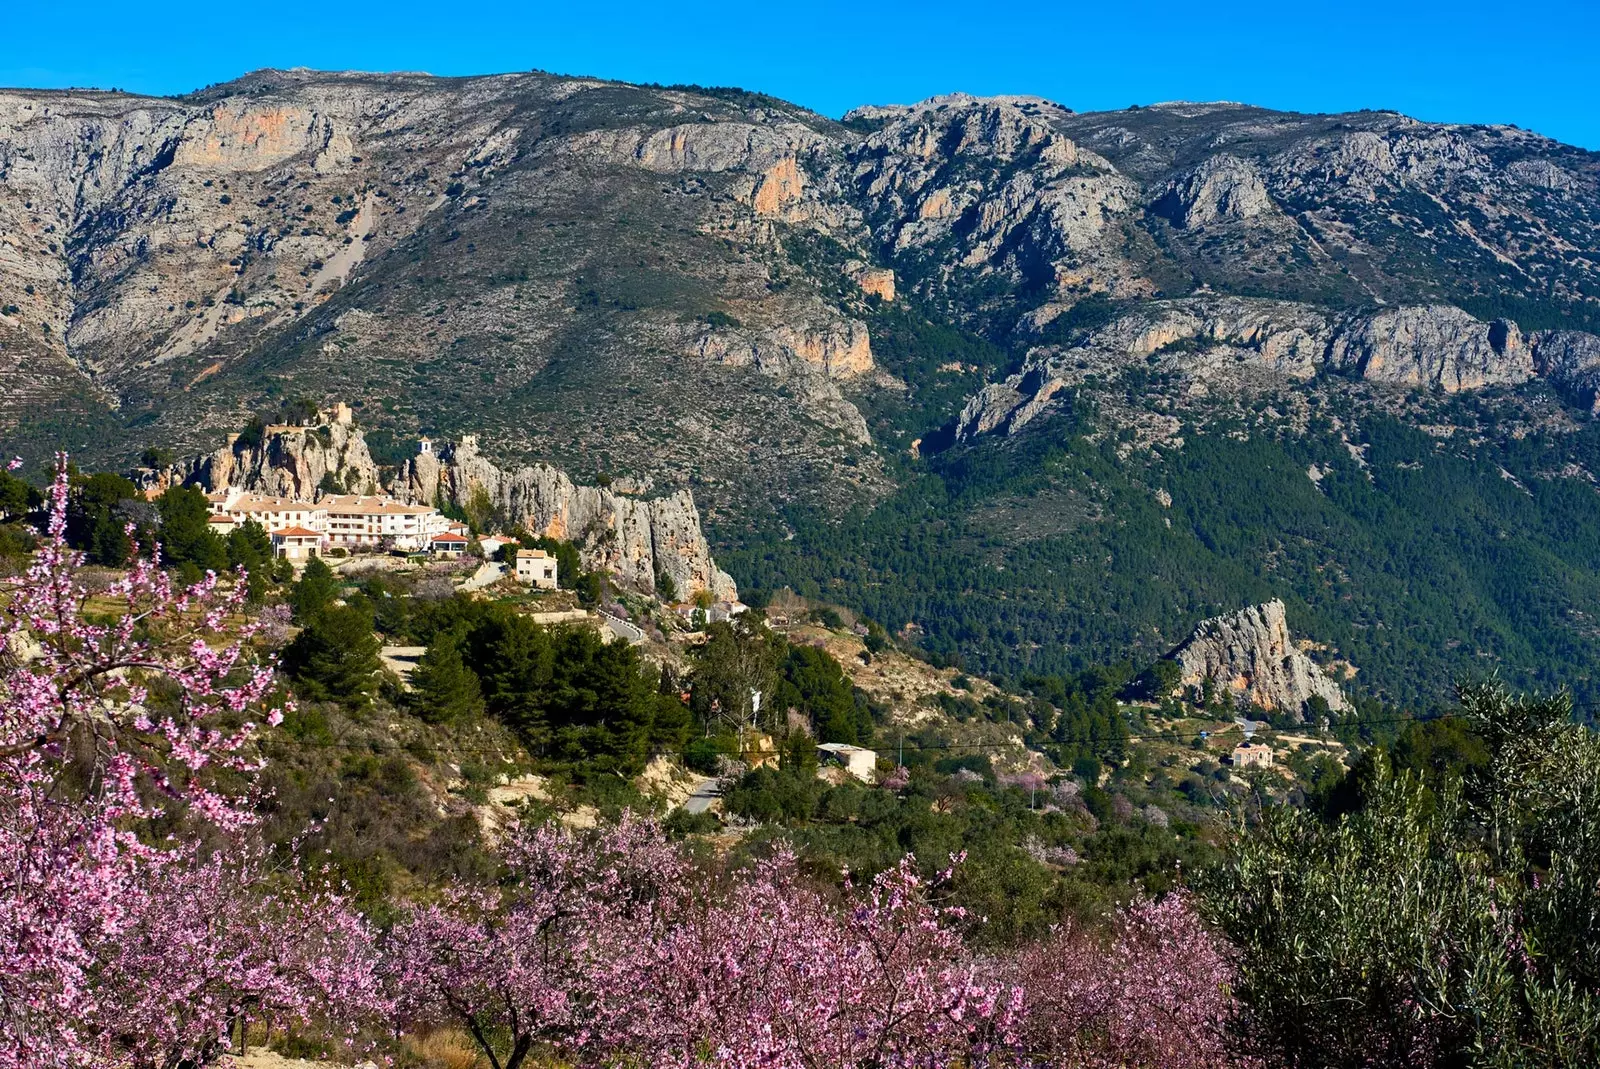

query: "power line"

left=254, top=710, right=1461, bottom=760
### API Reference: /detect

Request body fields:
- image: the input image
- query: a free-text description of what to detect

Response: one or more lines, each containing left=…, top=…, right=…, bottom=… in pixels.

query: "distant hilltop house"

left=1228, top=741, right=1274, bottom=769
left=817, top=743, right=878, bottom=782
left=676, top=600, right=750, bottom=624
left=205, top=487, right=457, bottom=556
left=515, top=548, right=559, bottom=589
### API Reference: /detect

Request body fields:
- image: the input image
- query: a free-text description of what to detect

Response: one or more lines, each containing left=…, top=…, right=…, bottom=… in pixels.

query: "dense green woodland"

left=723, top=391, right=1600, bottom=711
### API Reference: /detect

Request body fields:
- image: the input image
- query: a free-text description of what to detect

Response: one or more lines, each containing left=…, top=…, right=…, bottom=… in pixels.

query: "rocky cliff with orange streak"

left=172, top=103, right=317, bottom=169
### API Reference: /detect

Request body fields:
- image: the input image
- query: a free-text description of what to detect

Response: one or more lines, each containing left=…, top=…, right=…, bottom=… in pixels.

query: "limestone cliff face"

left=562, top=118, right=843, bottom=223
left=845, top=95, right=1146, bottom=294
left=955, top=297, right=1331, bottom=440
left=397, top=438, right=737, bottom=601
left=954, top=298, right=1600, bottom=442
left=1326, top=305, right=1534, bottom=391
left=689, top=321, right=875, bottom=444
left=1534, top=331, right=1600, bottom=413
left=1153, top=155, right=1278, bottom=228
left=178, top=419, right=379, bottom=499
left=7, top=71, right=1600, bottom=527
left=1168, top=600, right=1350, bottom=718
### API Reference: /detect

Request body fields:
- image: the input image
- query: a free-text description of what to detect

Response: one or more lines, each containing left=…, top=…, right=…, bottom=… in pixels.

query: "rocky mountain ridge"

left=954, top=300, right=1600, bottom=441
left=6, top=68, right=1600, bottom=704
left=2, top=71, right=1596, bottom=514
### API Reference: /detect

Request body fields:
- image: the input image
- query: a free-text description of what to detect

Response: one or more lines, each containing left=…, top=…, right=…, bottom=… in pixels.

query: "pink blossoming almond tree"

left=0, top=460, right=379, bottom=1068
left=604, top=848, right=1024, bottom=1069
left=389, top=815, right=1248, bottom=1069
left=385, top=814, right=686, bottom=1069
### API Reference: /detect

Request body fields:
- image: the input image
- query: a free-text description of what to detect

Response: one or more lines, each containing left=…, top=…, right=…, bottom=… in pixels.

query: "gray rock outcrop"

left=689, top=319, right=875, bottom=443
left=955, top=297, right=1332, bottom=440
left=177, top=418, right=380, bottom=499
left=1533, top=331, right=1600, bottom=413
left=846, top=95, right=1143, bottom=290
left=1168, top=599, right=1349, bottom=719
left=1154, top=155, right=1276, bottom=228
left=397, top=437, right=737, bottom=601
left=954, top=298, right=1600, bottom=442
left=1326, top=305, right=1534, bottom=391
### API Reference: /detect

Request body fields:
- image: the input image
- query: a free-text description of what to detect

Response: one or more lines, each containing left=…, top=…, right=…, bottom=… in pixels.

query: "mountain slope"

left=5, top=69, right=1600, bottom=704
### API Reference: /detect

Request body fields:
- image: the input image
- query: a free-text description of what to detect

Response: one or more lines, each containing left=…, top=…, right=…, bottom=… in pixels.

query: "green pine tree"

left=282, top=599, right=382, bottom=709
left=157, top=486, right=226, bottom=572
left=409, top=629, right=485, bottom=724
left=226, top=518, right=274, bottom=604
left=289, top=555, right=340, bottom=622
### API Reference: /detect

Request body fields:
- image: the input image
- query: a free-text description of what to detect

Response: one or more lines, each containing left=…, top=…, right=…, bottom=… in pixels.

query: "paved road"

left=684, top=777, right=720, bottom=815
left=600, top=612, right=647, bottom=645
left=459, top=561, right=506, bottom=591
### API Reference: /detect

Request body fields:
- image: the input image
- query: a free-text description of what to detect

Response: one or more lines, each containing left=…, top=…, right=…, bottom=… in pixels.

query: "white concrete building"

left=215, top=492, right=324, bottom=535
left=817, top=743, right=878, bottom=782
left=1229, top=741, right=1274, bottom=769
left=320, top=494, right=450, bottom=551
left=206, top=488, right=453, bottom=552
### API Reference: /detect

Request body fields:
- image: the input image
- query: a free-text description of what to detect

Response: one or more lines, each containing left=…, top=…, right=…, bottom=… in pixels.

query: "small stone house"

left=515, top=548, right=559, bottom=589
left=817, top=743, right=878, bottom=782
left=1229, top=741, right=1274, bottom=769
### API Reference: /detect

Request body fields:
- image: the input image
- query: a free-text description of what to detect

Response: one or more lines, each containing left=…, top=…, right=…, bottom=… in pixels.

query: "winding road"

left=683, top=777, right=720, bottom=815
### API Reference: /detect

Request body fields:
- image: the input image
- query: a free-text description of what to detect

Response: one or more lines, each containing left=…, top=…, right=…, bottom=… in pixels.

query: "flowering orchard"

left=0, top=458, right=1243, bottom=1068
left=0, top=460, right=379, bottom=1068
left=385, top=817, right=1242, bottom=1069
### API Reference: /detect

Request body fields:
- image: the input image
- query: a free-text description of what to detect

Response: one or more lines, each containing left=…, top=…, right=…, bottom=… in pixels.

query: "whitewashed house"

left=269, top=526, right=323, bottom=561
left=515, top=548, right=559, bottom=589
left=478, top=535, right=514, bottom=558
left=320, top=494, right=451, bottom=551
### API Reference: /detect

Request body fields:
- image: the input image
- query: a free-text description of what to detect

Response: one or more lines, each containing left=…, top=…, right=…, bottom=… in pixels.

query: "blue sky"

left=8, top=0, right=1599, bottom=148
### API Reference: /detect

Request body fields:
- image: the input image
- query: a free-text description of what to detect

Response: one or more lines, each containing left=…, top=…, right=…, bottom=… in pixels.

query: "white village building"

left=207, top=488, right=454, bottom=553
